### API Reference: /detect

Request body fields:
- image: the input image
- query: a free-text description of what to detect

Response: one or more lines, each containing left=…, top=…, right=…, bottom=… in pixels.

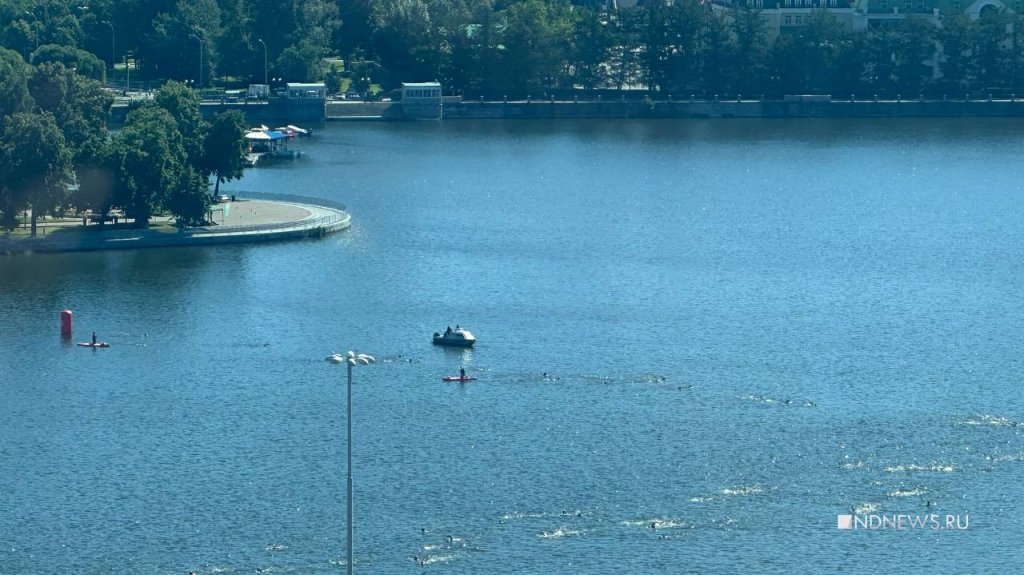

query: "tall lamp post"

left=326, top=350, right=376, bottom=575
left=101, top=20, right=114, bottom=83
left=257, top=38, right=267, bottom=86
left=189, top=32, right=203, bottom=87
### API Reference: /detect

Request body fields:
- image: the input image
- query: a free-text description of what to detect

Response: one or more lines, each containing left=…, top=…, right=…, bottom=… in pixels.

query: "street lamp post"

left=189, top=33, right=203, bottom=87
left=257, top=38, right=267, bottom=86
left=101, top=20, right=114, bottom=83
left=326, top=350, right=376, bottom=575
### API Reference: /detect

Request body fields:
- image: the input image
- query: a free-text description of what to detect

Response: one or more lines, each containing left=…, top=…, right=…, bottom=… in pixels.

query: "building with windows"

left=401, top=82, right=443, bottom=120
left=283, top=82, right=326, bottom=121
left=716, top=0, right=1016, bottom=42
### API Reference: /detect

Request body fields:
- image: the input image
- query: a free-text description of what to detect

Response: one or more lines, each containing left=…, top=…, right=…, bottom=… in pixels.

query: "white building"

left=401, top=82, right=443, bottom=120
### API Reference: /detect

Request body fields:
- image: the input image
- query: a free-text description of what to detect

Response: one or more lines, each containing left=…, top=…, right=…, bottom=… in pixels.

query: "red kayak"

left=442, top=375, right=477, bottom=382
left=78, top=342, right=110, bottom=348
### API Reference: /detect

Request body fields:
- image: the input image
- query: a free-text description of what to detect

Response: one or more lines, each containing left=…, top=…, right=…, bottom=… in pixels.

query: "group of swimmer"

left=411, top=532, right=465, bottom=566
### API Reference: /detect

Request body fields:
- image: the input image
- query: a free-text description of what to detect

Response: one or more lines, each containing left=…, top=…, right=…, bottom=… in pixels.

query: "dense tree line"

left=0, top=45, right=248, bottom=235
left=4, top=0, right=1024, bottom=97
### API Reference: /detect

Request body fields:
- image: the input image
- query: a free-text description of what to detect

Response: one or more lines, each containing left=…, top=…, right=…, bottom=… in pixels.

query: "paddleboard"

left=78, top=342, right=110, bottom=348
left=442, top=376, right=477, bottom=382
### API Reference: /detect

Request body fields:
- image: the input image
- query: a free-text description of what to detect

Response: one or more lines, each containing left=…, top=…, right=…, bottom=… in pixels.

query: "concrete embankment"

left=323, top=98, right=1024, bottom=121
left=442, top=98, right=1024, bottom=119
left=0, top=195, right=350, bottom=255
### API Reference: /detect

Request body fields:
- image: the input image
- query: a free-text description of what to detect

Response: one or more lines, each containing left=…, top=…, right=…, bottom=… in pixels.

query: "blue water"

left=2, top=118, right=1023, bottom=573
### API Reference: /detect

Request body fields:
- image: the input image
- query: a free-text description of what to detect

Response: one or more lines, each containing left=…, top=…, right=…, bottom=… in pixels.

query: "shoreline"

left=322, top=97, right=1024, bottom=121
left=0, top=195, right=350, bottom=256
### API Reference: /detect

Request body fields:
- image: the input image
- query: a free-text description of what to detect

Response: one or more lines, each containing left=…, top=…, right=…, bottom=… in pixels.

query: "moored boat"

left=432, top=326, right=476, bottom=347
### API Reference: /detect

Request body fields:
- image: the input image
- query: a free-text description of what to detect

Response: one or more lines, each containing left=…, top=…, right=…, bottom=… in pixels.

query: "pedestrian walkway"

left=212, top=199, right=311, bottom=227
left=0, top=197, right=350, bottom=255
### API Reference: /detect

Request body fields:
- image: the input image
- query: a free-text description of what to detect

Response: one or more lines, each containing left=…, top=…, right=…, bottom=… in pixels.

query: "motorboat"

left=432, top=327, right=476, bottom=347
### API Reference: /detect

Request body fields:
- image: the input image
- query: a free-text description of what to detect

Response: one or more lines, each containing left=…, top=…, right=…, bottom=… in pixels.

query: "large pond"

left=1, top=118, right=1022, bottom=573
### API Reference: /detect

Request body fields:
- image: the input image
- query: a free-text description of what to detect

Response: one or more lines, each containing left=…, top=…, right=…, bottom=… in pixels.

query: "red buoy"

left=60, top=310, right=73, bottom=338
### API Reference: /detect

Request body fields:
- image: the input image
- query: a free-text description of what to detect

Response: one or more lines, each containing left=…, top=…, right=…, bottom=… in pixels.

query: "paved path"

left=211, top=199, right=312, bottom=227
left=2, top=198, right=350, bottom=254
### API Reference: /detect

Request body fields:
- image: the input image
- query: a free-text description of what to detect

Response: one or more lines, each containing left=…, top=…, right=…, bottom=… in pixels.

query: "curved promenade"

left=0, top=194, right=350, bottom=255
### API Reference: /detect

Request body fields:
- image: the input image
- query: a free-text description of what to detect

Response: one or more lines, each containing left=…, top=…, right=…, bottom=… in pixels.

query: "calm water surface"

left=2, top=118, right=1023, bottom=573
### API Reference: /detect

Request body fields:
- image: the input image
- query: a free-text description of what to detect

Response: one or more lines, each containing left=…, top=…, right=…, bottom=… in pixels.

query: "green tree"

left=143, top=0, right=222, bottom=84
left=154, top=81, right=206, bottom=165
left=731, top=6, right=768, bottom=96
left=833, top=30, right=868, bottom=97
left=29, top=63, right=113, bottom=215
left=498, top=0, right=573, bottom=95
left=570, top=7, right=613, bottom=90
left=700, top=9, right=734, bottom=96
left=765, top=34, right=801, bottom=97
left=371, top=0, right=438, bottom=84
left=72, top=138, right=118, bottom=218
left=276, top=41, right=324, bottom=82
left=891, top=16, right=935, bottom=96
left=216, top=0, right=257, bottom=81
left=801, top=9, right=848, bottom=94
left=0, top=112, right=73, bottom=235
left=110, top=105, right=191, bottom=228
left=0, top=47, right=33, bottom=118
left=936, top=14, right=975, bottom=95
left=31, top=44, right=106, bottom=82
left=655, top=0, right=705, bottom=94
left=335, top=0, right=374, bottom=57
left=975, top=7, right=1013, bottom=92
left=608, top=7, right=645, bottom=91
left=201, top=110, right=248, bottom=199
left=163, top=164, right=210, bottom=228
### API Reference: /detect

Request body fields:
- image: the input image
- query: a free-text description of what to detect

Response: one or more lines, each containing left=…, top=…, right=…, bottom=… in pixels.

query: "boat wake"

left=622, top=517, right=687, bottom=529
left=884, top=463, right=956, bottom=473
left=538, top=527, right=583, bottom=539
left=500, top=509, right=586, bottom=521
left=853, top=502, right=881, bottom=514
left=958, top=414, right=1018, bottom=427
left=887, top=487, right=928, bottom=497
left=738, top=394, right=816, bottom=407
left=985, top=453, right=1024, bottom=463
left=410, top=553, right=458, bottom=566
left=264, top=543, right=287, bottom=551
left=720, top=485, right=766, bottom=497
